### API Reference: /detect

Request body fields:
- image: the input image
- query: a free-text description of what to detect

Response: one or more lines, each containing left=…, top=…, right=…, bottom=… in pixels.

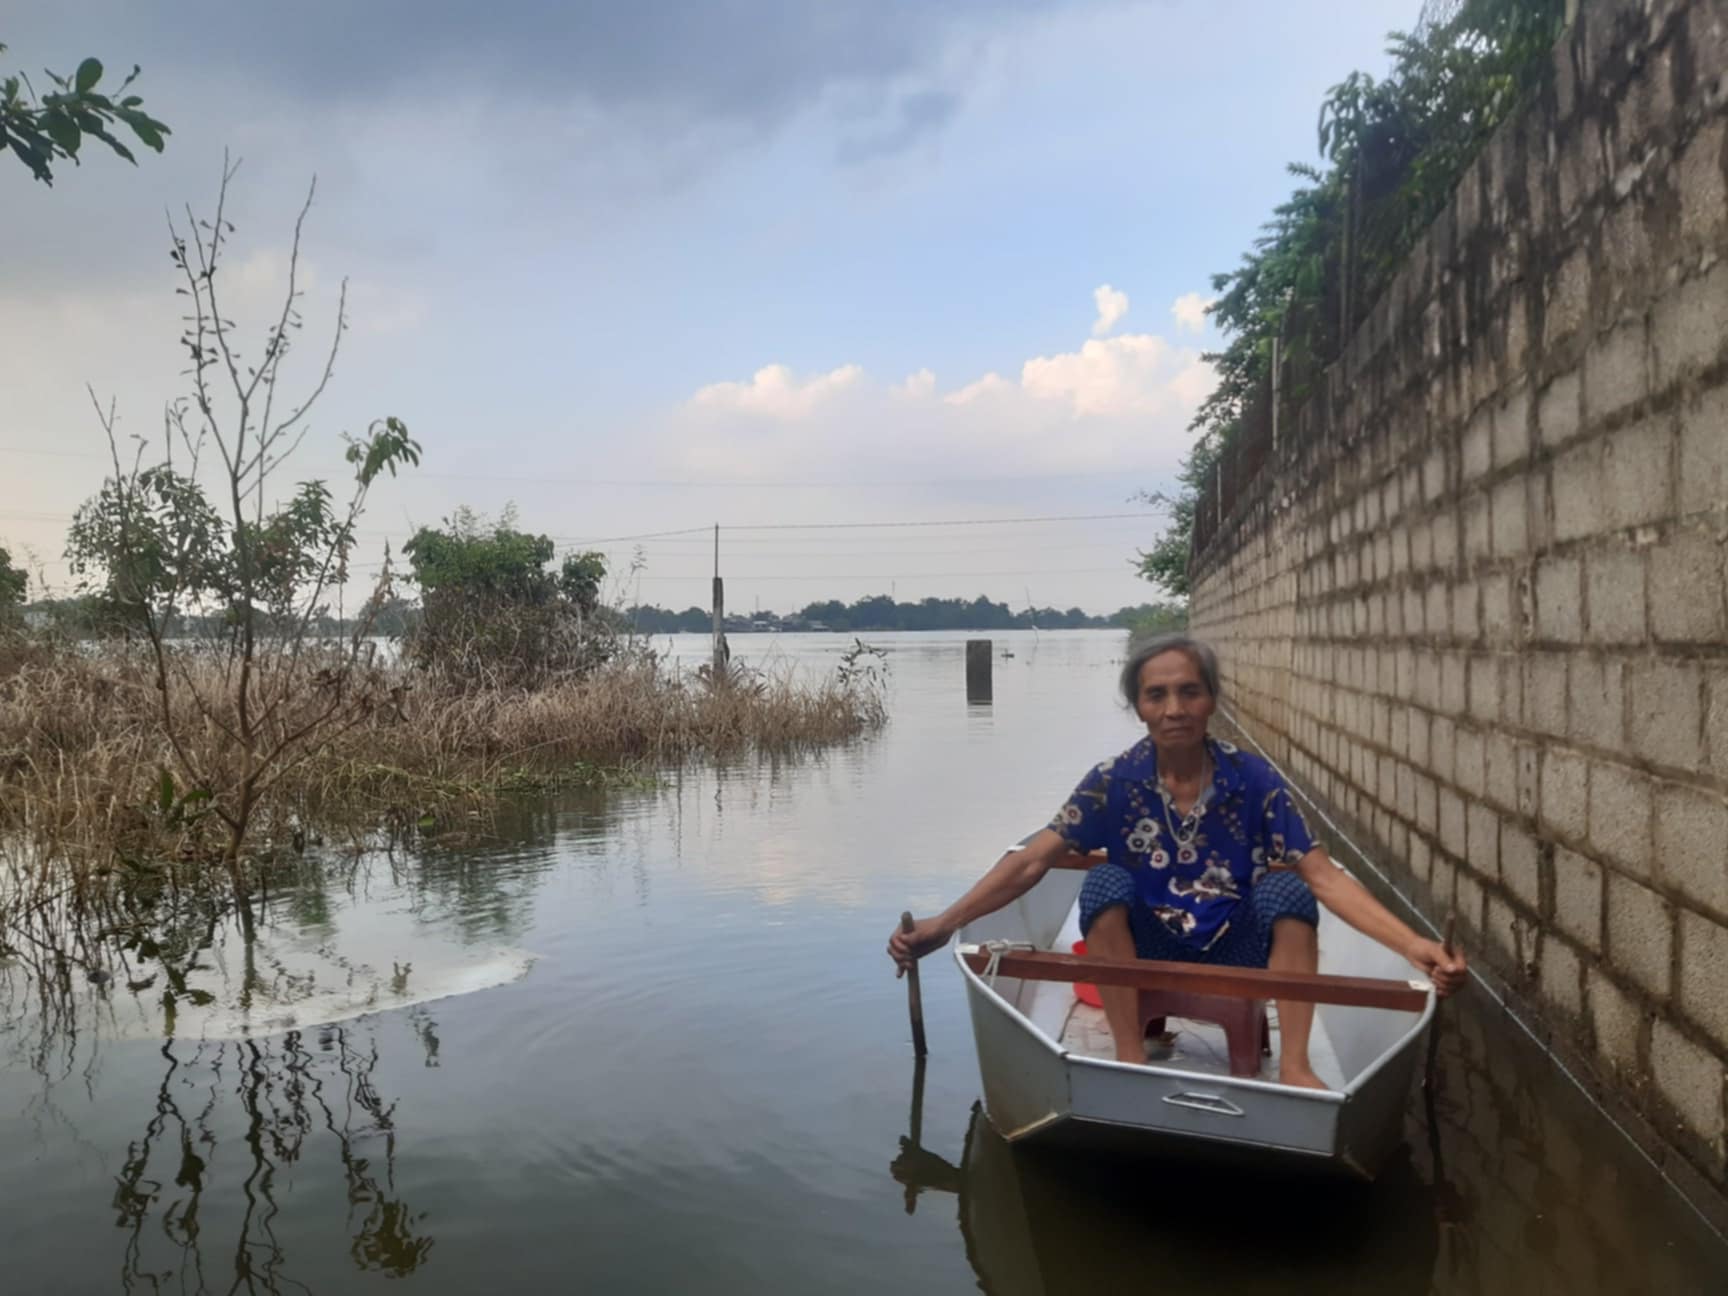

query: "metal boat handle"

left=1162, top=1091, right=1244, bottom=1117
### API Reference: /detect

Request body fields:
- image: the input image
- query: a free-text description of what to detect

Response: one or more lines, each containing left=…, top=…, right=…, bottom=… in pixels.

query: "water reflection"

left=892, top=1092, right=1439, bottom=1296
left=2, top=827, right=559, bottom=1049
left=888, top=1057, right=958, bottom=1215
left=1, top=817, right=563, bottom=1290
left=110, top=1026, right=432, bottom=1292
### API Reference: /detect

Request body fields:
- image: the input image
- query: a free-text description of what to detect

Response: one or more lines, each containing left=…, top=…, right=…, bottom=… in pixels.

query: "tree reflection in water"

left=0, top=845, right=483, bottom=1292
left=1, top=773, right=599, bottom=1289
left=110, top=1025, right=433, bottom=1292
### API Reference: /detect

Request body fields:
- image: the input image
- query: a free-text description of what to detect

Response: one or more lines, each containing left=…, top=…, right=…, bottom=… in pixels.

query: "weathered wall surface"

left=1188, top=0, right=1728, bottom=1204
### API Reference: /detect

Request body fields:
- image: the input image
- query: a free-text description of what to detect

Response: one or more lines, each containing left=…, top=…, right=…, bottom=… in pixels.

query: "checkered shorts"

left=1077, top=864, right=1319, bottom=968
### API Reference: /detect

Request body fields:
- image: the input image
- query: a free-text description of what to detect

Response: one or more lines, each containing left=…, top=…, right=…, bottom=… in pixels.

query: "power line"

left=720, top=510, right=1159, bottom=532
left=15, top=503, right=1168, bottom=578
left=413, top=469, right=1170, bottom=489
left=549, top=510, right=1164, bottom=550
left=0, top=447, right=108, bottom=461
left=3, top=506, right=1168, bottom=539
left=625, top=566, right=1139, bottom=582
left=582, top=534, right=1161, bottom=554
left=586, top=540, right=1150, bottom=560
left=548, top=525, right=711, bottom=545
left=0, top=442, right=1189, bottom=490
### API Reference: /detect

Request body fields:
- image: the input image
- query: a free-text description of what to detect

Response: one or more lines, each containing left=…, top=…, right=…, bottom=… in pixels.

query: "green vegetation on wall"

left=1139, top=0, right=1567, bottom=593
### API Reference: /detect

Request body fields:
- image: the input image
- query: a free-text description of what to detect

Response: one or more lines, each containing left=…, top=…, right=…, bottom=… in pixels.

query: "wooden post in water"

left=966, top=639, right=992, bottom=703
left=711, top=523, right=726, bottom=679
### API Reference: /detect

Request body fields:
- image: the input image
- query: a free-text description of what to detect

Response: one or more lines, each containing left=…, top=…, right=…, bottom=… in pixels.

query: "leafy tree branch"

left=1, top=43, right=169, bottom=184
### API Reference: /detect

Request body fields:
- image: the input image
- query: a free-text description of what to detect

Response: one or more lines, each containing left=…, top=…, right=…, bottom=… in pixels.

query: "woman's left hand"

left=1406, top=938, right=1468, bottom=998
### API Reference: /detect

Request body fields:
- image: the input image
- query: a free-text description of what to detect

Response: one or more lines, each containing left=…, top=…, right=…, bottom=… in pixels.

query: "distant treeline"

left=23, top=590, right=1185, bottom=640
left=624, top=596, right=1187, bottom=635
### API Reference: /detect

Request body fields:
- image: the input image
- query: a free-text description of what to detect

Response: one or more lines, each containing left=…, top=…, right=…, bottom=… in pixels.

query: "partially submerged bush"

left=403, top=508, right=612, bottom=688
left=0, top=642, right=886, bottom=909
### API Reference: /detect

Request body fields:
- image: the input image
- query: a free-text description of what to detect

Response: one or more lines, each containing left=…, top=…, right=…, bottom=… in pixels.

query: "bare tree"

left=68, top=157, right=420, bottom=918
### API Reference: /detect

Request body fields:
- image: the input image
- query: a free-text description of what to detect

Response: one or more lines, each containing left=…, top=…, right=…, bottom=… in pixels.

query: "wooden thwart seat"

left=956, top=946, right=1429, bottom=1013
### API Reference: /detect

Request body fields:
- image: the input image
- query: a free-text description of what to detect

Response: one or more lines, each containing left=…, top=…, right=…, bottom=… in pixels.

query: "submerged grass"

left=0, top=636, right=885, bottom=914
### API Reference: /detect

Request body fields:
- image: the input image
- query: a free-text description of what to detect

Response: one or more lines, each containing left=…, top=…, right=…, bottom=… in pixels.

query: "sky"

left=2, top=1, right=1408, bottom=615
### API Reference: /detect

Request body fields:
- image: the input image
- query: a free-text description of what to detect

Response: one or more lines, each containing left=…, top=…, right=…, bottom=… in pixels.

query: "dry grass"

left=0, top=638, right=884, bottom=904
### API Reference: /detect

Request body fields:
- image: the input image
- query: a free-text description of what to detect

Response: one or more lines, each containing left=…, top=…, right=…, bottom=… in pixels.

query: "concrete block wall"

left=1188, top=0, right=1728, bottom=1200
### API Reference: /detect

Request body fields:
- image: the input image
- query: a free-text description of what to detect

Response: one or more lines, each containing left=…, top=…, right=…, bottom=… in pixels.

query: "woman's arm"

left=887, top=829, right=1075, bottom=975
left=1294, top=848, right=1469, bottom=996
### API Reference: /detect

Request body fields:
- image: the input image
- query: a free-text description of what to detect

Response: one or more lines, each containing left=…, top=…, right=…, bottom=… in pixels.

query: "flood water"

left=2, top=630, right=1724, bottom=1294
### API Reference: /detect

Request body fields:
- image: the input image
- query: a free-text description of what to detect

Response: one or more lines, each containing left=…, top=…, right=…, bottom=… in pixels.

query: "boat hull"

left=955, top=865, right=1432, bottom=1178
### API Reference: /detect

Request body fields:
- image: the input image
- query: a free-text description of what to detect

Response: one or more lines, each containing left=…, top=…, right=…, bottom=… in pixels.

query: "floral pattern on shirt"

left=1048, top=736, right=1318, bottom=951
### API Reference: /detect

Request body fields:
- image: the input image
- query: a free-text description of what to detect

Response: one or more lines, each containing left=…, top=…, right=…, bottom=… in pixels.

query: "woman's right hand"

left=888, top=916, right=952, bottom=977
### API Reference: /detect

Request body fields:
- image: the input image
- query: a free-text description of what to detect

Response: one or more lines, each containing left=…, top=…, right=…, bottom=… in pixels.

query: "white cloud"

left=1171, top=291, right=1214, bottom=334
left=893, top=368, right=936, bottom=399
left=1023, top=333, right=1192, bottom=417
left=943, top=372, right=1011, bottom=406
left=663, top=289, right=1215, bottom=484
left=690, top=362, right=863, bottom=420
left=1091, top=283, right=1129, bottom=336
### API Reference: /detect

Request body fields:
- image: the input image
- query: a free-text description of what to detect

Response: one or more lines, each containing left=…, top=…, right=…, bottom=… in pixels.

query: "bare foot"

left=1278, top=1062, right=1328, bottom=1090
left=1113, top=1043, right=1150, bottom=1066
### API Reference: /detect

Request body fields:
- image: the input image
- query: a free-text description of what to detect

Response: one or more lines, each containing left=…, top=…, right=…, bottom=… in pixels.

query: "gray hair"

left=1120, top=633, right=1223, bottom=708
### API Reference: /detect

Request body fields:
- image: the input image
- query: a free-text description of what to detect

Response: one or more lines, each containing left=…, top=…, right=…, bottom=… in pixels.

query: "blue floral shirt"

left=1049, top=736, right=1318, bottom=952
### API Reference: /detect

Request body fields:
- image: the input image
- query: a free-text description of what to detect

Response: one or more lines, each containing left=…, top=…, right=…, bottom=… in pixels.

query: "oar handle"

left=901, top=911, right=928, bottom=1058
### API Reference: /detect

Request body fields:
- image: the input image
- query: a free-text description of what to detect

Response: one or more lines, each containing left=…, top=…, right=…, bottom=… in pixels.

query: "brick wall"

left=1188, top=0, right=1728, bottom=1202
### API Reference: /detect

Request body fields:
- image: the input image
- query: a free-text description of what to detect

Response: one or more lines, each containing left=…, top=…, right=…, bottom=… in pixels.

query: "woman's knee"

left=1252, top=869, right=1319, bottom=929
left=1079, top=863, right=1136, bottom=936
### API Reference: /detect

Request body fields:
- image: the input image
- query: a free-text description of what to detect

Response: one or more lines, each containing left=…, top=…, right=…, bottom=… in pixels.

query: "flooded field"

left=2, top=631, right=1723, bottom=1293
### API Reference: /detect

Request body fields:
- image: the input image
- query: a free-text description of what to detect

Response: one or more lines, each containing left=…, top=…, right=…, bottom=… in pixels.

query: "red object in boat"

left=1071, top=940, right=1103, bottom=1006
left=1068, top=938, right=1271, bottom=1076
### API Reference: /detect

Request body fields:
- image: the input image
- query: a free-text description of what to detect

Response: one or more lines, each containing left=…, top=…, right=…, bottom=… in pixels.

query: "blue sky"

left=2, top=1, right=1407, bottom=613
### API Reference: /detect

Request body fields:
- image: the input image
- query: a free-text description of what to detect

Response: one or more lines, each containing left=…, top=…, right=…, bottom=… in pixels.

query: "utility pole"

left=712, top=523, right=726, bottom=675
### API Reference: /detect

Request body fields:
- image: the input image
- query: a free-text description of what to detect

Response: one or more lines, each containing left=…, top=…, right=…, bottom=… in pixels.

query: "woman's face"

left=1134, top=650, right=1215, bottom=746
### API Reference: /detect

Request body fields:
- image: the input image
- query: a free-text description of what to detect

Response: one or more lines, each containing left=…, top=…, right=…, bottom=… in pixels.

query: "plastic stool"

left=1140, top=990, right=1270, bottom=1078
left=1071, top=940, right=1271, bottom=1078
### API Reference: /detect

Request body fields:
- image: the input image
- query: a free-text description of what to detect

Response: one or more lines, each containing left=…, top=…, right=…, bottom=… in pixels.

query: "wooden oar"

left=900, top=911, right=929, bottom=1057
left=1423, top=910, right=1459, bottom=1090
left=1423, top=910, right=1465, bottom=1223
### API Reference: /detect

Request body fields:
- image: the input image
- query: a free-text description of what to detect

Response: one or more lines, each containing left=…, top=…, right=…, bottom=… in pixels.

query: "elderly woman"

left=889, top=633, right=1466, bottom=1089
